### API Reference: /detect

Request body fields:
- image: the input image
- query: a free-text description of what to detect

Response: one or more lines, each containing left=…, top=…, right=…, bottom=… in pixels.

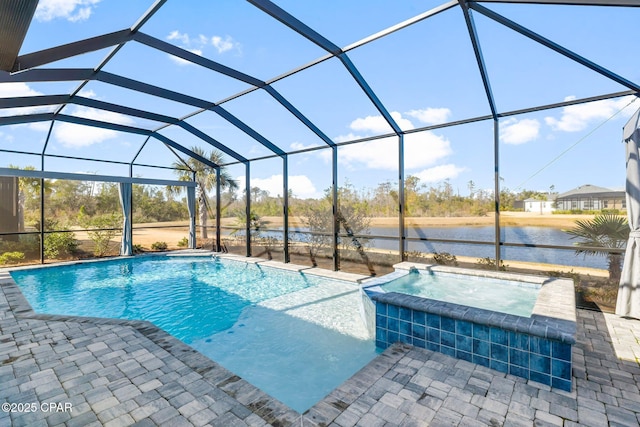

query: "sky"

left=0, top=0, right=639, bottom=200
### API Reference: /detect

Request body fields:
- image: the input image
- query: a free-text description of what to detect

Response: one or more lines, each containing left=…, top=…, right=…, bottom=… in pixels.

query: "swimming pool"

left=363, top=262, right=577, bottom=391
left=10, top=254, right=378, bottom=412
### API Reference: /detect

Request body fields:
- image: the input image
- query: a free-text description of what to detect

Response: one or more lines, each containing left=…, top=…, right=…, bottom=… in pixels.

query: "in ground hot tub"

left=361, top=262, right=576, bottom=391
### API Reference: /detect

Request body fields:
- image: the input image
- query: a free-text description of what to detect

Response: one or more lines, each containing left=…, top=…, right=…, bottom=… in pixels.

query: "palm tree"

left=564, top=214, right=629, bottom=282
left=170, top=147, right=238, bottom=240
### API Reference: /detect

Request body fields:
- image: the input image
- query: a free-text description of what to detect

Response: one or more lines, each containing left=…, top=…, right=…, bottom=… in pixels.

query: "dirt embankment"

left=258, top=212, right=593, bottom=230
left=121, top=212, right=592, bottom=251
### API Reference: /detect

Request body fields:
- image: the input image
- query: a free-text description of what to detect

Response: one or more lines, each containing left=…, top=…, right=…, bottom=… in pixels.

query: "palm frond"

left=565, top=214, right=629, bottom=255
left=171, top=147, right=237, bottom=196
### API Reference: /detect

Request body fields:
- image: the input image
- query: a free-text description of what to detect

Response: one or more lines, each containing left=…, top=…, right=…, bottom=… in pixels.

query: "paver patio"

left=1, top=268, right=640, bottom=426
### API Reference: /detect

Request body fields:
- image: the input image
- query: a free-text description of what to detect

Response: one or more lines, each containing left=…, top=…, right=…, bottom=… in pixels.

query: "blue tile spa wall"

left=374, top=301, right=572, bottom=391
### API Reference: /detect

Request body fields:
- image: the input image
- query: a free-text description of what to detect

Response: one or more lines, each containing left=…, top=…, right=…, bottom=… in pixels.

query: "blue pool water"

left=380, top=271, right=540, bottom=317
left=10, top=255, right=378, bottom=412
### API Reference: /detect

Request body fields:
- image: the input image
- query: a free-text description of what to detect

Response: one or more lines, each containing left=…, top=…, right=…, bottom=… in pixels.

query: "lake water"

left=280, top=225, right=611, bottom=270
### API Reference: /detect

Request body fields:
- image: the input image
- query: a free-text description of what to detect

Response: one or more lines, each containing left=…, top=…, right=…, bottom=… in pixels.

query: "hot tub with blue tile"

left=361, top=262, right=576, bottom=391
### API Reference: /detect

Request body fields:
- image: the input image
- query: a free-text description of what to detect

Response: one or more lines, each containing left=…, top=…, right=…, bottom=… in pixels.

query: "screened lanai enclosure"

left=0, top=0, right=639, bottom=310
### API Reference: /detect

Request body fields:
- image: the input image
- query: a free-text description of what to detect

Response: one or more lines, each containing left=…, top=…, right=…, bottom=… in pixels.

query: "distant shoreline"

left=256, top=212, right=595, bottom=230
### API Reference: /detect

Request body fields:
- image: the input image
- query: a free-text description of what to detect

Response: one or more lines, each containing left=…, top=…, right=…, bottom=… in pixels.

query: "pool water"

left=380, top=271, right=540, bottom=317
left=10, top=255, right=378, bottom=412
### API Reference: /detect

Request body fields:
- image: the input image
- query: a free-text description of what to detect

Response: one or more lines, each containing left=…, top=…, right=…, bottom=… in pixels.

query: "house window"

left=603, top=200, right=609, bottom=208
left=571, top=201, right=577, bottom=209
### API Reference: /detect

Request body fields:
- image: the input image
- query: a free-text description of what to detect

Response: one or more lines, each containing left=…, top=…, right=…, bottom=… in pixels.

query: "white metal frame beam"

left=0, top=167, right=196, bottom=187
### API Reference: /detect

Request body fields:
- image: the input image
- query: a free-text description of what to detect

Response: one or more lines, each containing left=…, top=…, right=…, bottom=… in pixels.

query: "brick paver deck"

left=2, top=268, right=640, bottom=426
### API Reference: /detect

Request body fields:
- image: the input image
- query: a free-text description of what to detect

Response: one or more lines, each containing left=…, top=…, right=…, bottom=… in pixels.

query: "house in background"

left=555, top=184, right=625, bottom=211
left=523, top=197, right=556, bottom=214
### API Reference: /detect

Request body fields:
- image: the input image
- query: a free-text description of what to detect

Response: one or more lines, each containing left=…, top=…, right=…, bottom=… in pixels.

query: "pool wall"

left=362, top=262, right=577, bottom=391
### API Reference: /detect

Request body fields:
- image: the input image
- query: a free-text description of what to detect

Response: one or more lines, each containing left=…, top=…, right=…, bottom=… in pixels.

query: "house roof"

left=557, top=184, right=625, bottom=199
left=523, top=197, right=555, bottom=202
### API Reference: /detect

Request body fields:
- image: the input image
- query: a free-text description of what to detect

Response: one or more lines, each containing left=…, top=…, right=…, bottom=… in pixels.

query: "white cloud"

left=168, top=48, right=203, bottom=66
left=405, top=107, right=452, bottom=125
left=411, top=164, right=466, bottom=183
left=545, top=95, right=636, bottom=132
left=35, top=0, right=101, bottom=22
left=0, top=83, right=52, bottom=120
left=500, top=118, right=540, bottom=145
left=165, top=31, right=241, bottom=58
left=167, top=30, right=191, bottom=45
left=53, top=107, right=134, bottom=148
left=290, top=141, right=321, bottom=151
left=404, top=132, right=453, bottom=170
left=327, top=132, right=452, bottom=171
left=0, top=82, right=41, bottom=98
left=349, top=116, right=392, bottom=134
left=237, top=174, right=319, bottom=199
left=349, top=111, right=414, bottom=134
left=211, top=36, right=238, bottom=54
left=319, top=112, right=456, bottom=173
left=332, top=133, right=363, bottom=144
left=77, top=89, right=96, bottom=98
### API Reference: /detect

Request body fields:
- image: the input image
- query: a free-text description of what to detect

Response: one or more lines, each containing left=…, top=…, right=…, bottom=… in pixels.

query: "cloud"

left=35, top=0, right=101, bottom=22
left=333, top=132, right=365, bottom=144
left=53, top=106, right=134, bottom=148
left=326, top=110, right=458, bottom=171
left=349, top=111, right=414, bottom=134
left=167, top=30, right=191, bottom=46
left=404, top=132, right=454, bottom=170
left=236, top=174, right=319, bottom=199
left=411, top=164, right=466, bottom=183
left=500, top=118, right=540, bottom=145
left=77, top=89, right=96, bottom=98
left=0, top=83, right=41, bottom=98
left=545, top=95, right=636, bottom=132
left=0, top=83, right=53, bottom=121
left=211, top=36, right=238, bottom=54
left=165, top=31, right=241, bottom=59
left=290, top=142, right=317, bottom=151
left=405, top=107, right=452, bottom=125
left=168, top=49, right=203, bottom=66
left=327, top=131, right=453, bottom=171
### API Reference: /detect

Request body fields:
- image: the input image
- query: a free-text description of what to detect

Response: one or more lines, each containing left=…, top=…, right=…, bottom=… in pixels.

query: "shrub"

left=405, top=250, right=427, bottom=262
left=601, top=208, right=621, bottom=215
left=44, top=231, right=78, bottom=259
left=177, top=237, right=189, bottom=248
left=133, top=244, right=144, bottom=254
left=0, top=251, right=25, bottom=265
left=0, top=236, right=38, bottom=256
left=78, top=212, right=121, bottom=257
left=432, top=252, right=458, bottom=266
left=151, top=241, right=168, bottom=251
left=476, top=257, right=507, bottom=271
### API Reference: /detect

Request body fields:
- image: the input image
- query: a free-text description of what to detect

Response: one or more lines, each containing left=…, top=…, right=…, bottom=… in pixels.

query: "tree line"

left=7, top=162, right=557, bottom=236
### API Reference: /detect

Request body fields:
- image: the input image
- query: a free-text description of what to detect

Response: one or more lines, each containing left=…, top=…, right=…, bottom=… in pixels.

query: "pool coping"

left=0, top=251, right=376, bottom=424
left=361, top=262, right=577, bottom=344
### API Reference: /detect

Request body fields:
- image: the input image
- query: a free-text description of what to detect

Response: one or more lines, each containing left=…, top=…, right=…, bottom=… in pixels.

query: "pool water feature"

left=379, top=270, right=540, bottom=317
left=10, top=255, right=378, bottom=412
left=363, top=262, right=577, bottom=391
